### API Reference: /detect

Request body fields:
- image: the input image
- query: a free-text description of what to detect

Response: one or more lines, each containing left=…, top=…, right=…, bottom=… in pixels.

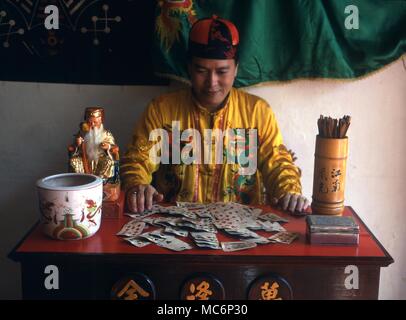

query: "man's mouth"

left=205, top=90, right=220, bottom=95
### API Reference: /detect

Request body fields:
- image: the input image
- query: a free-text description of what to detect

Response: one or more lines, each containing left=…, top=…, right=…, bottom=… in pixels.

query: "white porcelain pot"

left=37, top=173, right=103, bottom=240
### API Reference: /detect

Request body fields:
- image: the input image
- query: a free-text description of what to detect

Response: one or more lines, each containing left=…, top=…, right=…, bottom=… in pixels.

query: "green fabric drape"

left=153, top=0, right=406, bottom=87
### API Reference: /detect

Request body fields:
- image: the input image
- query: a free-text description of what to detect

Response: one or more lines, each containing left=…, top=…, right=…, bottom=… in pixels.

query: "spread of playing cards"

left=116, top=202, right=299, bottom=252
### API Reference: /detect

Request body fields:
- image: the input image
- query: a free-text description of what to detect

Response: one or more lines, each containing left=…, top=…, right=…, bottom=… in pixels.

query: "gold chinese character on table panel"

left=248, top=274, right=293, bottom=300
left=186, top=281, right=212, bottom=300
left=260, top=281, right=282, bottom=300
left=180, top=274, right=225, bottom=300
left=111, top=274, right=156, bottom=300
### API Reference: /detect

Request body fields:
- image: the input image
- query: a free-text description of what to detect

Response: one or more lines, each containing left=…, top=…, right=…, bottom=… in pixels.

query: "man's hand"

left=272, top=193, right=310, bottom=215
left=126, top=184, right=164, bottom=213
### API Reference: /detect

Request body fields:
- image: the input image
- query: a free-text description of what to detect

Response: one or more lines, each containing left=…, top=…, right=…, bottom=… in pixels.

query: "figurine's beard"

left=84, top=124, right=105, bottom=162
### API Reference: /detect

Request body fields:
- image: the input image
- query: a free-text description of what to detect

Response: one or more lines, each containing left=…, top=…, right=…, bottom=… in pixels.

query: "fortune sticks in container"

left=317, top=115, right=351, bottom=138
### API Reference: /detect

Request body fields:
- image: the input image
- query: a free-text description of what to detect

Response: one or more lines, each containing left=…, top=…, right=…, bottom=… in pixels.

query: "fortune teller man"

left=121, top=16, right=310, bottom=214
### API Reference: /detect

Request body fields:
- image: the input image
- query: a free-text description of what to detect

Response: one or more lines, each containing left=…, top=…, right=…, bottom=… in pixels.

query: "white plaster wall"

left=0, top=59, right=405, bottom=299
left=245, top=59, right=406, bottom=299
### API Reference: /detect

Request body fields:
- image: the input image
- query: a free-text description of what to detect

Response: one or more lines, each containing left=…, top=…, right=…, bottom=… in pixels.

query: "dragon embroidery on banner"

left=156, top=0, right=197, bottom=51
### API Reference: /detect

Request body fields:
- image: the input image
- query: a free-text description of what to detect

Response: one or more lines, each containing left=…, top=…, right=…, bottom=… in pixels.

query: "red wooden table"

left=9, top=206, right=393, bottom=300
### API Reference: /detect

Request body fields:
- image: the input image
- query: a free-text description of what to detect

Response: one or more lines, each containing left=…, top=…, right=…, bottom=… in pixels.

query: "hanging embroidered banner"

left=153, top=0, right=406, bottom=87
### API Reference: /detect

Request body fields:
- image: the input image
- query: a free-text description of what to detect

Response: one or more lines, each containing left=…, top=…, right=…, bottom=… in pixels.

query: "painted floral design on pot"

left=37, top=173, right=103, bottom=240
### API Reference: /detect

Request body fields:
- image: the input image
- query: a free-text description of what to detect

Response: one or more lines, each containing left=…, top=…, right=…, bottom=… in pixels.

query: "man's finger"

left=297, top=196, right=305, bottom=212
left=153, top=192, right=164, bottom=203
left=288, top=194, right=299, bottom=213
left=127, top=188, right=138, bottom=213
left=282, top=194, right=291, bottom=211
left=137, top=185, right=146, bottom=213
left=303, top=198, right=310, bottom=211
left=145, top=187, right=155, bottom=211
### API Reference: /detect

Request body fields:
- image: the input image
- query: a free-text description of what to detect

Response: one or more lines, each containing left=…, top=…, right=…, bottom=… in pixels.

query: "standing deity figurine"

left=68, top=107, right=120, bottom=201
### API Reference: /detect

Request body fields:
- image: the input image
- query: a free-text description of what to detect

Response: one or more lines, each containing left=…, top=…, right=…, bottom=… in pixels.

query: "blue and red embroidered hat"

left=188, top=15, right=239, bottom=60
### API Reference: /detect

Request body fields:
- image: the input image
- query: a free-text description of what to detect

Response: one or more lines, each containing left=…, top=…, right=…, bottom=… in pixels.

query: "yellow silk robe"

left=121, top=88, right=302, bottom=204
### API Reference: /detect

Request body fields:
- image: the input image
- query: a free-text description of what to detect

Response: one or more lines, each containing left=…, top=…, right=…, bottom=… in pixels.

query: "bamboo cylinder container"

left=311, top=136, right=348, bottom=215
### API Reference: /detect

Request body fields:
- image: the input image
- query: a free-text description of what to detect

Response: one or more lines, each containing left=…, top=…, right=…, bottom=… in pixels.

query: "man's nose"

left=206, top=72, right=218, bottom=87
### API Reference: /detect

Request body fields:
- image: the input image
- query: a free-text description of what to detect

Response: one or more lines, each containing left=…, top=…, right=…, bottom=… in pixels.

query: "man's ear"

left=234, top=63, right=239, bottom=77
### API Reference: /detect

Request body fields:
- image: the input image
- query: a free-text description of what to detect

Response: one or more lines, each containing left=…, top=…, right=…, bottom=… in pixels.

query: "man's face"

left=188, top=57, right=238, bottom=110
left=87, top=116, right=102, bottom=129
